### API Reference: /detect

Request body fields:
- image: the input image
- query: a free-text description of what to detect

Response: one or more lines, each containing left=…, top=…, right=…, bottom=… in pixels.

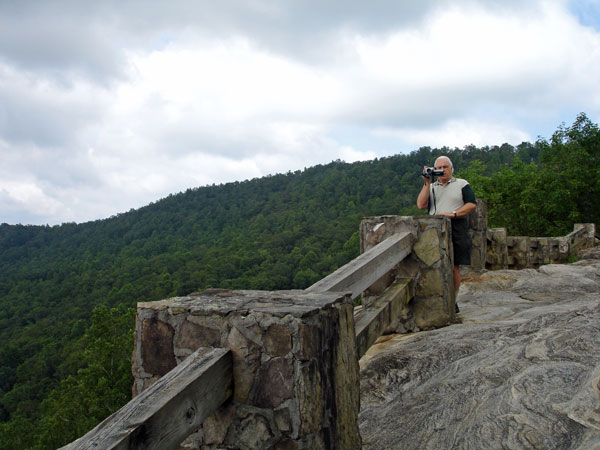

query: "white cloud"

left=0, top=182, right=71, bottom=221
left=374, top=119, right=532, bottom=149
left=0, top=0, right=599, bottom=224
left=345, top=0, right=600, bottom=122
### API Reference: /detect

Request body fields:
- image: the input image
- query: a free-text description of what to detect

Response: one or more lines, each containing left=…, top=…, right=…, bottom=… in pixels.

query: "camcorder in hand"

left=422, top=167, right=444, bottom=179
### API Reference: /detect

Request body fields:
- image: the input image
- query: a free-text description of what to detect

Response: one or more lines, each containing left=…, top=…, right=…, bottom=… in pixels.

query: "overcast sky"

left=1, top=0, right=599, bottom=225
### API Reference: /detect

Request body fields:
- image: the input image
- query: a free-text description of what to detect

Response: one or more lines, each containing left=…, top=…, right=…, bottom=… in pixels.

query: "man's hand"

left=421, top=166, right=431, bottom=185
left=416, top=168, right=432, bottom=210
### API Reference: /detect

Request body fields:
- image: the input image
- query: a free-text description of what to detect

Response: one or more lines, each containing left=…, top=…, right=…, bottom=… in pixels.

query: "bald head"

left=434, top=156, right=453, bottom=172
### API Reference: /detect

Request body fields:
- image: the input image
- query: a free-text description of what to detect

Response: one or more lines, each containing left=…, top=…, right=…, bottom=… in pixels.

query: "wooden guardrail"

left=306, top=231, right=413, bottom=299
left=60, top=232, right=416, bottom=450
left=307, top=231, right=414, bottom=359
left=60, top=347, right=232, bottom=450
left=353, top=279, right=412, bottom=359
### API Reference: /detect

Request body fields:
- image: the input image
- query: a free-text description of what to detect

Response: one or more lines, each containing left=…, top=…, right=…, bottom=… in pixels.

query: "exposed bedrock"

left=359, top=257, right=600, bottom=450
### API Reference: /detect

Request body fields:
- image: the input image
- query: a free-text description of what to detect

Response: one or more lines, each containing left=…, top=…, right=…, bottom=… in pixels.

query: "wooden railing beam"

left=306, top=232, right=413, bottom=299
left=61, top=347, right=232, bottom=450
left=354, top=279, right=413, bottom=359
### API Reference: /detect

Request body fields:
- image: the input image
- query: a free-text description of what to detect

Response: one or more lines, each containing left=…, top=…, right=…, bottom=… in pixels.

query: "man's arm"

left=454, top=183, right=477, bottom=217
left=452, top=202, right=477, bottom=218
left=416, top=173, right=431, bottom=210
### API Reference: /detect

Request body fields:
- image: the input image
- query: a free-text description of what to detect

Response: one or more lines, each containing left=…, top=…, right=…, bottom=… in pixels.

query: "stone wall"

left=128, top=210, right=596, bottom=449
left=360, top=215, right=456, bottom=332
left=133, top=289, right=361, bottom=450
left=485, top=223, right=596, bottom=270
left=466, top=199, right=596, bottom=271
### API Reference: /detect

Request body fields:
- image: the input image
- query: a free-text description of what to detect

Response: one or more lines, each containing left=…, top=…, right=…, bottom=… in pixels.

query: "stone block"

left=486, top=228, right=508, bottom=270
left=469, top=198, right=488, bottom=231
left=548, top=239, right=560, bottom=261
left=274, top=406, right=292, bottom=433
left=470, top=247, right=482, bottom=270
left=507, top=237, right=530, bottom=269
left=264, top=324, right=292, bottom=357
left=254, top=357, right=295, bottom=408
left=233, top=412, right=273, bottom=449
left=298, top=359, right=323, bottom=435
left=140, top=317, right=177, bottom=376
left=413, top=227, right=441, bottom=267
left=296, top=323, right=320, bottom=361
left=226, top=325, right=262, bottom=403
left=413, top=295, right=451, bottom=329
left=202, top=403, right=236, bottom=445
left=269, top=439, right=300, bottom=450
left=417, top=269, right=444, bottom=297
left=176, top=319, right=221, bottom=351
left=361, top=221, right=387, bottom=252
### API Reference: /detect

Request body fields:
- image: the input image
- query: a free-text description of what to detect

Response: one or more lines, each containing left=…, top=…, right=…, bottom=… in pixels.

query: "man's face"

left=434, top=158, right=452, bottom=183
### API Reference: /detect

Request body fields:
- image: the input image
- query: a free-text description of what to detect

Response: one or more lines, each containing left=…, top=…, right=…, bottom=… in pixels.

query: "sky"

left=1, top=0, right=600, bottom=225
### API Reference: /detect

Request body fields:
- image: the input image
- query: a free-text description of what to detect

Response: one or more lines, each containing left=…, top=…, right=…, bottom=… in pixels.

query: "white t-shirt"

left=428, top=177, right=472, bottom=215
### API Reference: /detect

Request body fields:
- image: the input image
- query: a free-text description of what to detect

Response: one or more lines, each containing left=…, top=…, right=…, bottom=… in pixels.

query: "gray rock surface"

left=359, top=257, right=600, bottom=449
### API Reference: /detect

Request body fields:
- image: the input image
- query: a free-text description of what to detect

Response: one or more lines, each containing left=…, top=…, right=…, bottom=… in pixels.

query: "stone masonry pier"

left=360, top=215, right=456, bottom=332
left=133, top=289, right=360, bottom=450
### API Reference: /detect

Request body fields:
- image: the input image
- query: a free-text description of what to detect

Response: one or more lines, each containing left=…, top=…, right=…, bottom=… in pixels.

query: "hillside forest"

left=0, top=113, right=599, bottom=449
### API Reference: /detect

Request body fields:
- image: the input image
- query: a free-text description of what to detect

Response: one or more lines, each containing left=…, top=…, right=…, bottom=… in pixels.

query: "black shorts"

left=451, top=217, right=471, bottom=265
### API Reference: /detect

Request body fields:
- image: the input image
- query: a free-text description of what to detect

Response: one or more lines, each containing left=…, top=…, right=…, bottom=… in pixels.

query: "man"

left=416, top=156, right=477, bottom=312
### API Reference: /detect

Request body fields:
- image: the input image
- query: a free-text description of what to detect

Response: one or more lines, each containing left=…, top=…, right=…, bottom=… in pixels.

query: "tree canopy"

left=458, top=113, right=600, bottom=235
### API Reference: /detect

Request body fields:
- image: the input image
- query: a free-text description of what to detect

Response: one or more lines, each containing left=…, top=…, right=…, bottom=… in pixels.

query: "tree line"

left=0, top=113, right=598, bottom=448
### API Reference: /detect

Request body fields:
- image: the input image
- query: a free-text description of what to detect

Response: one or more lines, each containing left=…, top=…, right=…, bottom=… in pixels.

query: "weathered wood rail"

left=61, top=347, right=232, bottom=450
left=307, top=231, right=414, bottom=359
left=307, top=231, right=413, bottom=299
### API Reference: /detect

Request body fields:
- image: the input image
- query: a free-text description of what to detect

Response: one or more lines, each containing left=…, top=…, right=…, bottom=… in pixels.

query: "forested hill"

left=1, top=113, right=598, bottom=449
left=0, top=142, right=537, bottom=345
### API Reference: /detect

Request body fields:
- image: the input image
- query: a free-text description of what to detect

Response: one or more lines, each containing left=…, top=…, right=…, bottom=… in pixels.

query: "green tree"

left=458, top=158, right=543, bottom=235
left=457, top=113, right=600, bottom=236
left=536, top=112, right=600, bottom=234
left=33, top=305, right=135, bottom=449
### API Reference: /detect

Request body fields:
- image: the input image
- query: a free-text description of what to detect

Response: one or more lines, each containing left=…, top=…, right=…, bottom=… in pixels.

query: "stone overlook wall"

left=484, top=223, right=596, bottom=270
left=130, top=215, right=459, bottom=449
left=127, top=205, right=596, bottom=450
left=133, top=289, right=360, bottom=450
left=360, top=215, right=456, bottom=332
left=465, top=199, right=596, bottom=271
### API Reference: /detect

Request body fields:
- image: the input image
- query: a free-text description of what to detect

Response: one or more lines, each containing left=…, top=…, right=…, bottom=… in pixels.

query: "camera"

left=422, top=167, right=444, bottom=179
